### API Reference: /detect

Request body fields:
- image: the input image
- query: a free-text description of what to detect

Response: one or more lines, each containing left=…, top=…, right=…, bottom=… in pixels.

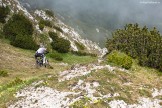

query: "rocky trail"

left=8, top=60, right=162, bottom=108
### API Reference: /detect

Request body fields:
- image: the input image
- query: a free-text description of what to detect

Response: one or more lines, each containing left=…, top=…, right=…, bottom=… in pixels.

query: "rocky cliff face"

left=1, top=0, right=107, bottom=56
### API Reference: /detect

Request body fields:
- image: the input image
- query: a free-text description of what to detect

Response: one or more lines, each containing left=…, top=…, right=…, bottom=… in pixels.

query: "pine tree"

left=106, top=23, right=162, bottom=71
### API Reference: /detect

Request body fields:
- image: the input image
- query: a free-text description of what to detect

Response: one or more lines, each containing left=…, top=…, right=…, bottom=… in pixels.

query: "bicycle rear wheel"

left=44, top=58, right=49, bottom=68
left=36, top=57, right=43, bottom=68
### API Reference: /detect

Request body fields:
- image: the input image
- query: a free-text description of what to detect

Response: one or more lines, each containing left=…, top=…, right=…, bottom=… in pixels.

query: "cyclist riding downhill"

left=35, top=44, right=49, bottom=68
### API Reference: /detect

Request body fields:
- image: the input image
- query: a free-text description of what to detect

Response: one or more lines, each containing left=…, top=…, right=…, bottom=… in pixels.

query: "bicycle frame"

left=36, top=56, right=49, bottom=68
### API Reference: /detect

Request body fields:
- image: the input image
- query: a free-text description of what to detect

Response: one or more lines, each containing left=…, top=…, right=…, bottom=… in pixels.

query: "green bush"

left=48, top=31, right=58, bottom=41
left=107, top=50, right=133, bottom=69
left=0, top=31, right=4, bottom=38
left=51, top=38, right=70, bottom=53
left=106, top=23, right=162, bottom=71
left=45, top=10, right=54, bottom=17
left=39, top=23, right=44, bottom=31
left=53, top=25, right=63, bottom=33
left=47, top=52, right=63, bottom=61
left=39, top=19, right=52, bottom=30
left=11, top=34, right=38, bottom=50
left=3, top=14, right=33, bottom=41
left=75, top=41, right=85, bottom=50
left=0, top=70, right=8, bottom=77
left=49, top=32, right=70, bottom=53
left=3, top=14, right=38, bottom=50
left=0, top=5, right=10, bottom=23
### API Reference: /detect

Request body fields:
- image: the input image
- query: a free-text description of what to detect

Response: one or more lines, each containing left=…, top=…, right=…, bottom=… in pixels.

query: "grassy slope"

left=0, top=39, right=97, bottom=107
left=59, top=53, right=97, bottom=65
left=50, top=62, right=162, bottom=107
left=44, top=62, right=162, bottom=107
left=0, top=39, right=63, bottom=84
left=0, top=38, right=162, bottom=108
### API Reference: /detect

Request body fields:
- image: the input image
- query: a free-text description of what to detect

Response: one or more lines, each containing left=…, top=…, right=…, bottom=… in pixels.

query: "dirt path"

left=8, top=62, right=162, bottom=108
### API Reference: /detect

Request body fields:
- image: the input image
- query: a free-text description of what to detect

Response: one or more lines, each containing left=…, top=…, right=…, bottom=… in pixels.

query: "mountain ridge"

left=19, top=0, right=113, bottom=48
left=1, top=0, right=107, bottom=56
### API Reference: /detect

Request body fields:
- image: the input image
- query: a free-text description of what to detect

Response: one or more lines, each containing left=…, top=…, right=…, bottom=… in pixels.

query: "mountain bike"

left=36, top=56, right=49, bottom=68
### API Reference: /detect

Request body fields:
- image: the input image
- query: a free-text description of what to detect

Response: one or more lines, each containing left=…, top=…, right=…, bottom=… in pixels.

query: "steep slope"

left=0, top=38, right=97, bottom=107
left=1, top=0, right=107, bottom=56
left=0, top=38, right=162, bottom=107
left=0, top=0, right=162, bottom=108
left=34, top=9, right=106, bottom=54
left=19, top=0, right=113, bottom=48
left=7, top=57, right=162, bottom=108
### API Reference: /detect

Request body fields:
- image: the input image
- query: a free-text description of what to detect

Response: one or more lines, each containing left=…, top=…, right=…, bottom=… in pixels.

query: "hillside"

left=19, top=0, right=113, bottom=48
left=0, top=38, right=162, bottom=108
left=1, top=0, right=106, bottom=55
left=0, top=38, right=97, bottom=107
left=0, top=0, right=162, bottom=108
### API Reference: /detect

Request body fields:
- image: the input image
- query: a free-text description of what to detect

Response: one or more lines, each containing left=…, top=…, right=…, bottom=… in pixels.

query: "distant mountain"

left=19, top=0, right=113, bottom=47
left=19, top=0, right=162, bottom=47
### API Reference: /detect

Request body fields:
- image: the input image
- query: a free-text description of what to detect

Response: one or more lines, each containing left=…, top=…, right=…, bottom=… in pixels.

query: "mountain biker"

left=35, top=44, right=48, bottom=64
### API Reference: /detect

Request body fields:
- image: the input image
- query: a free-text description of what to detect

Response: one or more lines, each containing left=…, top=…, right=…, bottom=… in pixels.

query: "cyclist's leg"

left=36, top=53, right=43, bottom=66
left=38, top=54, right=43, bottom=66
left=42, top=54, right=45, bottom=64
left=44, top=56, right=49, bottom=68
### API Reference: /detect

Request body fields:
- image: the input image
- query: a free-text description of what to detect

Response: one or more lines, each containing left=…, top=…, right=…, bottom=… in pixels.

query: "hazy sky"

left=26, top=0, right=162, bottom=31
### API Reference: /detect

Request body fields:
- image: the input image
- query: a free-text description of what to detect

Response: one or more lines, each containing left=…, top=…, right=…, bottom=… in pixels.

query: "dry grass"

left=0, top=38, right=162, bottom=107
left=0, top=39, right=67, bottom=85
left=66, top=63, right=162, bottom=107
left=0, top=38, right=97, bottom=107
left=130, top=61, right=162, bottom=89
left=0, top=39, right=69, bottom=107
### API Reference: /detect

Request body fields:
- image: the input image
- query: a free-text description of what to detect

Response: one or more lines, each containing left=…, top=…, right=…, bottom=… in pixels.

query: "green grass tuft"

left=47, top=51, right=63, bottom=61
left=0, top=70, right=8, bottom=77
left=59, top=52, right=97, bottom=65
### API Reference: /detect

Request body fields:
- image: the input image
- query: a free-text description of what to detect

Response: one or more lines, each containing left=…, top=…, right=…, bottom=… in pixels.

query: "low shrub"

left=11, top=34, right=38, bottom=50
left=3, top=14, right=33, bottom=41
left=51, top=38, right=70, bottom=53
left=48, top=31, right=58, bottom=41
left=0, top=70, right=8, bottom=77
left=39, top=19, right=52, bottom=30
left=107, top=50, right=133, bottom=69
left=47, top=52, right=63, bottom=61
left=0, top=31, right=4, bottom=38
left=49, top=31, right=70, bottom=53
left=75, top=41, right=85, bottom=50
left=53, top=25, right=63, bottom=33
left=0, top=5, right=10, bottom=23
left=39, top=23, right=44, bottom=31
left=45, top=10, right=54, bottom=17
left=71, top=51, right=97, bottom=57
